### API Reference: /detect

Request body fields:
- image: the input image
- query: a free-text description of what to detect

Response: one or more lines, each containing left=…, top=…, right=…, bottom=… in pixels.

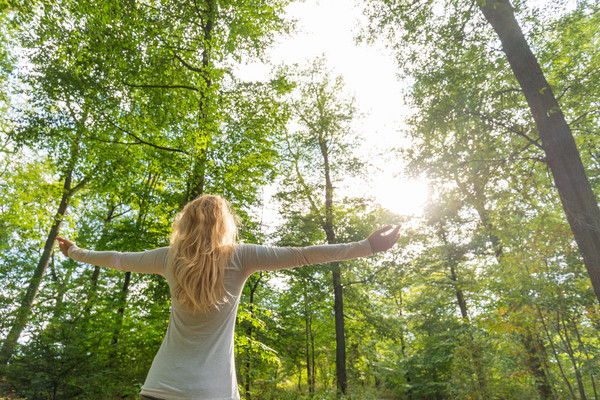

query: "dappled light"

left=1, top=0, right=599, bottom=399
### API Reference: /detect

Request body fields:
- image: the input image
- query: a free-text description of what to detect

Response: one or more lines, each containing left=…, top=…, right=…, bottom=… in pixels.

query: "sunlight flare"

left=373, top=176, right=429, bottom=216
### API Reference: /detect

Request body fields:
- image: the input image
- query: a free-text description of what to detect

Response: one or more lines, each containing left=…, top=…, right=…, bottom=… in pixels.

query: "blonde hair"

left=170, top=195, right=238, bottom=311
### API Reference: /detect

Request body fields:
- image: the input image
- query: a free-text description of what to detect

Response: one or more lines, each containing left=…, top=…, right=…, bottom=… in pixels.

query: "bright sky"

left=239, top=0, right=430, bottom=221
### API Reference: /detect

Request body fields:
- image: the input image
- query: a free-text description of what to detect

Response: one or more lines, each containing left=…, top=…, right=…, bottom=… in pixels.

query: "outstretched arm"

left=239, top=225, right=401, bottom=276
left=56, top=236, right=168, bottom=275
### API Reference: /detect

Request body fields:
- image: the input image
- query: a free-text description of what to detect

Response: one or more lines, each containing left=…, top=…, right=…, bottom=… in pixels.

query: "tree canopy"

left=1, top=0, right=599, bottom=399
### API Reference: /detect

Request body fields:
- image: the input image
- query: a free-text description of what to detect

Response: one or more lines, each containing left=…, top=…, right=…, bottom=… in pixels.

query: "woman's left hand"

left=367, top=225, right=401, bottom=253
left=56, top=236, right=75, bottom=257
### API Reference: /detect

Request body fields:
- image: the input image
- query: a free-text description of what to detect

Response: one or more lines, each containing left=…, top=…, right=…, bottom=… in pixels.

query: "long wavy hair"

left=170, top=194, right=238, bottom=311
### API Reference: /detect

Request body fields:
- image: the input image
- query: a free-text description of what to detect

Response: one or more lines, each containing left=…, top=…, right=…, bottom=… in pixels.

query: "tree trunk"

left=0, top=172, right=73, bottom=365
left=449, top=262, right=488, bottom=398
left=111, top=271, right=131, bottom=348
left=304, top=291, right=315, bottom=393
left=537, top=305, right=577, bottom=399
left=310, top=325, right=316, bottom=391
left=186, top=0, right=214, bottom=204
left=84, top=203, right=117, bottom=315
left=479, top=0, right=600, bottom=305
left=449, top=263, right=469, bottom=322
left=557, top=312, right=588, bottom=400
left=318, top=136, right=348, bottom=395
left=570, top=317, right=599, bottom=400
left=50, top=256, right=75, bottom=323
left=521, top=332, right=555, bottom=400
left=244, top=274, right=261, bottom=400
left=332, top=263, right=347, bottom=395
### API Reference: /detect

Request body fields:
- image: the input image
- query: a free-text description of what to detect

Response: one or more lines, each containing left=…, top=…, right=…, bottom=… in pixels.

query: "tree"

left=1, top=0, right=293, bottom=392
left=363, top=0, right=600, bottom=397
left=363, top=0, right=600, bottom=304
left=276, top=58, right=366, bottom=395
left=477, top=0, right=600, bottom=306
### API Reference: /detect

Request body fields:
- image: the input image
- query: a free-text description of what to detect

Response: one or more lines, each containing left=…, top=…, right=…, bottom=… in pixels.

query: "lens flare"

left=373, top=177, right=429, bottom=216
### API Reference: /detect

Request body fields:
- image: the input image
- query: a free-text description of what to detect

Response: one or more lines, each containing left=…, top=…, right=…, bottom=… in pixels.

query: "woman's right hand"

left=56, top=236, right=75, bottom=257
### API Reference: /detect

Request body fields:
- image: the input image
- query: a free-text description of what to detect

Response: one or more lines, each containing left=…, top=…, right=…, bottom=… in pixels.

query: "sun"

left=372, top=175, right=430, bottom=216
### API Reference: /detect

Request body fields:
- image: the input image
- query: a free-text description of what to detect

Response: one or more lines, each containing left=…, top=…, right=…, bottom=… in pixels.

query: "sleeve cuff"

left=67, top=245, right=80, bottom=258
left=359, top=239, right=373, bottom=255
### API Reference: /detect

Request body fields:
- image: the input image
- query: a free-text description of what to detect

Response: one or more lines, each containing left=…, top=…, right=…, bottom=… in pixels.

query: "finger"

left=380, top=225, right=400, bottom=238
left=375, top=225, right=393, bottom=235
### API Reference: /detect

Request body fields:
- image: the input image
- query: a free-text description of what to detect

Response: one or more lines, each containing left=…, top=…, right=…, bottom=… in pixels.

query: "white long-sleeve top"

left=68, top=240, right=372, bottom=400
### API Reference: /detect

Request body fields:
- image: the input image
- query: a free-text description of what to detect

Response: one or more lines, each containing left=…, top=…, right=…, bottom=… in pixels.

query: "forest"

left=1, top=0, right=599, bottom=399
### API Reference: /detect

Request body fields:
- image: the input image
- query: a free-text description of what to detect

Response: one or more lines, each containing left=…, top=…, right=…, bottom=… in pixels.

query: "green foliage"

left=1, top=0, right=600, bottom=399
left=362, top=0, right=600, bottom=399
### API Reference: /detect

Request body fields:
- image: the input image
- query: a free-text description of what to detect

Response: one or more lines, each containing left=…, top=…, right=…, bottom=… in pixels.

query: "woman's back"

left=140, top=240, right=373, bottom=399
left=142, top=247, right=245, bottom=400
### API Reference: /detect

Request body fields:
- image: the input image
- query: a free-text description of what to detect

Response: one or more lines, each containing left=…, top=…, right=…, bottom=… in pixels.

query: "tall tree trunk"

left=438, top=225, right=487, bottom=397
left=318, top=137, right=348, bottom=395
left=304, top=290, right=315, bottom=393
left=0, top=171, right=74, bottom=365
left=49, top=255, right=75, bottom=323
left=84, top=203, right=117, bottom=315
left=110, top=270, right=131, bottom=364
left=449, top=263, right=487, bottom=398
left=570, top=317, right=599, bottom=400
left=331, top=262, right=347, bottom=395
left=479, top=0, right=600, bottom=305
left=395, top=292, right=413, bottom=399
left=310, top=325, right=316, bottom=391
left=521, top=332, right=555, bottom=400
left=244, top=274, right=261, bottom=400
left=186, top=0, right=214, bottom=203
left=449, top=263, right=469, bottom=322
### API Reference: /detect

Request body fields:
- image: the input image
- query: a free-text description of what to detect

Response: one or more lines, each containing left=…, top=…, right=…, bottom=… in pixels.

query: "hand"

left=56, top=236, right=75, bottom=257
left=367, top=225, right=401, bottom=253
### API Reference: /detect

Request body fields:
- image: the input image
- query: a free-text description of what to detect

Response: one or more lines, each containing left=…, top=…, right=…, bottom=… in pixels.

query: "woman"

left=57, top=194, right=400, bottom=400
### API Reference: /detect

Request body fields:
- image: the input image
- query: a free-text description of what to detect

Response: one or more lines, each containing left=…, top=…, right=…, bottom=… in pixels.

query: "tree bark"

left=332, top=262, right=347, bottom=395
left=570, top=317, right=599, bottom=400
left=83, top=203, right=118, bottom=315
left=479, top=0, right=600, bottom=305
left=110, top=270, right=132, bottom=365
left=449, top=263, right=469, bottom=322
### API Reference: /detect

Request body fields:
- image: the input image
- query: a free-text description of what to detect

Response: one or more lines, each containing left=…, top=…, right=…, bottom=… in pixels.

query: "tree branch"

left=99, top=111, right=190, bottom=155
left=342, top=264, right=390, bottom=288
left=283, top=134, right=327, bottom=230
left=469, top=110, right=543, bottom=150
left=172, top=52, right=203, bottom=73
left=122, top=80, right=199, bottom=92
left=491, top=88, right=522, bottom=96
left=569, top=107, right=599, bottom=126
